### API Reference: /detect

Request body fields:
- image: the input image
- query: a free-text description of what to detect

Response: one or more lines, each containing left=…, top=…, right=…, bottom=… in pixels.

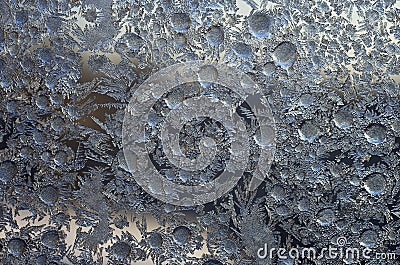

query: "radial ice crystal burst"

left=248, top=12, right=272, bottom=38
left=7, top=238, right=27, bottom=257
left=0, top=0, right=399, bottom=264
left=122, top=61, right=276, bottom=206
left=170, top=12, right=191, bottom=33
left=206, top=26, right=224, bottom=47
left=271, top=42, right=297, bottom=70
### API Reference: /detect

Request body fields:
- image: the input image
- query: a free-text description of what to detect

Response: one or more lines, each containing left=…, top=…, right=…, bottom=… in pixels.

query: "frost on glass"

left=0, top=0, right=399, bottom=264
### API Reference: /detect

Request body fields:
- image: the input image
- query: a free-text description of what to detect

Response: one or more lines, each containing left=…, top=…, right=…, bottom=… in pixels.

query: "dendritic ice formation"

left=0, top=0, right=399, bottom=264
left=122, top=61, right=276, bottom=207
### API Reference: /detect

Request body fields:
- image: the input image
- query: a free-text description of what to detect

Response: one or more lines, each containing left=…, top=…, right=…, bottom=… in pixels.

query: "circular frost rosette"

left=122, top=61, right=276, bottom=206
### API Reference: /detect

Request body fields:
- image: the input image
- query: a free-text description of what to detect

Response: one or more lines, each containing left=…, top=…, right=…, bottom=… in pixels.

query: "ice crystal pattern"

left=0, top=0, right=400, bottom=264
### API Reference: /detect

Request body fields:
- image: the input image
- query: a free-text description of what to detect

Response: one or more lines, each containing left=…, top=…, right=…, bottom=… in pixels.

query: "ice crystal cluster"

left=0, top=0, right=399, bottom=264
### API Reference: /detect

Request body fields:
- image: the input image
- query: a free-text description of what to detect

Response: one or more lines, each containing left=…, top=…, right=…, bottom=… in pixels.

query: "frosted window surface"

left=0, top=0, right=400, bottom=264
